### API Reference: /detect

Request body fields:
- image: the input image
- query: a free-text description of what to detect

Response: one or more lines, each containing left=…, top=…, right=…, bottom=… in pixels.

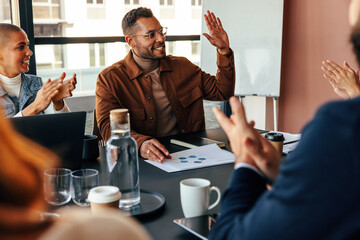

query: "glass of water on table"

left=71, top=169, right=99, bottom=206
left=43, top=168, right=72, bottom=205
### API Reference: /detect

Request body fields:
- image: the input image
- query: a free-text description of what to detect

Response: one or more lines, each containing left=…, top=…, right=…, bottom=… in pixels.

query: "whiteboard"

left=201, top=0, right=284, bottom=97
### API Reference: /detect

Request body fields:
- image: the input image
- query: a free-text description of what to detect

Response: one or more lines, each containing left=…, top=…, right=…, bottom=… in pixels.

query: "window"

left=0, top=0, right=11, bottom=23
left=191, top=41, right=199, bottom=55
left=29, top=0, right=202, bottom=96
left=160, top=0, right=174, bottom=6
left=34, top=24, right=62, bottom=37
left=159, top=0, right=175, bottom=18
left=86, top=0, right=106, bottom=19
left=87, top=0, right=104, bottom=4
left=166, top=42, right=175, bottom=55
left=124, top=44, right=131, bottom=54
left=35, top=44, right=63, bottom=69
left=191, top=0, right=201, bottom=6
left=32, top=0, right=60, bottom=20
left=89, top=43, right=106, bottom=67
left=89, top=44, right=95, bottom=67
left=191, top=0, right=201, bottom=18
left=125, top=0, right=140, bottom=5
left=99, top=43, right=105, bottom=66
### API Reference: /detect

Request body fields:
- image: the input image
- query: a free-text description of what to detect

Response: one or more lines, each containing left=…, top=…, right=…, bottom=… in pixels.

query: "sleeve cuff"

left=53, top=101, right=70, bottom=113
left=14, top=111, right=23, bottom=117
left=234, top=162, right=265, bottom=178
left=217, top=48, right=232, bottom=57
left=216, top=48, right=233, bottom=67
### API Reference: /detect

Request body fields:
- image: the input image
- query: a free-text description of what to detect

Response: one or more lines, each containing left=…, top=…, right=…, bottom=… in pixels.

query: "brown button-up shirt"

left=96, top=50, right=235, bottom=150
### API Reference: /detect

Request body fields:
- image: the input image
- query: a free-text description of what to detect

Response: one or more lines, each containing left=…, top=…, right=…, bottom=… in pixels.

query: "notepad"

left=170, top=136, right=226, bottom=149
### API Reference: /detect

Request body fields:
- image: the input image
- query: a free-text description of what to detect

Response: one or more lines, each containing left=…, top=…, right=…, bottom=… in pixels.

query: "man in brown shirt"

left=96, top=7, right=235, bottom=162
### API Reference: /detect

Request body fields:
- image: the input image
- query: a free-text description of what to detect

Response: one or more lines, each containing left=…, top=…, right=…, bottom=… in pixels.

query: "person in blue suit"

left=209, top=0, right=360, bottom=239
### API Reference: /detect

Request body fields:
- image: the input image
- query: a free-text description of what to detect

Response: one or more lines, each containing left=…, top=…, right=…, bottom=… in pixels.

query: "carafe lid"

left=110, top=109, right=129, bottom=122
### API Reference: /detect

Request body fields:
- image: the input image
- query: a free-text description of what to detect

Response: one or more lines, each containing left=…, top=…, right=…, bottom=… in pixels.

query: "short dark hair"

left=122, top=7, right=153, bottom=35
left=0, top=23, right=22, bottom=49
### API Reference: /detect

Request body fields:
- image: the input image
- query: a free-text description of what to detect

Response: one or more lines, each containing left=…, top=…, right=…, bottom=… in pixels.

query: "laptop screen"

left=10, top=111, right=86, bottom=170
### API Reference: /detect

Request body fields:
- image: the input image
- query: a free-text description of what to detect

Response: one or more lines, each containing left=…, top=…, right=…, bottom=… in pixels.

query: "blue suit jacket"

left=209, top=97, right=360, bottom=239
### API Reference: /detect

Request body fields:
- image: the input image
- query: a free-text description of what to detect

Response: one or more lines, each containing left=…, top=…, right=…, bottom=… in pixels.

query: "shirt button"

left=148, top=96, right=151, bottom=100
left=150, top=117, right=153, bottom=120
left=181, top=129, right=185, bottom=133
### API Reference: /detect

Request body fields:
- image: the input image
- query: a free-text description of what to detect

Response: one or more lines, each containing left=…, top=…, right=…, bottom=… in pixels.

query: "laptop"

left=10, top=111, right=86, bottom=170
left=173, top=214, right=217, bottom=240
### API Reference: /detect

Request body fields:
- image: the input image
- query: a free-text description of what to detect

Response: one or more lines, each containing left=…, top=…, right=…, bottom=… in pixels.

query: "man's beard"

left=133, top=40, right=166, bottom=60
left=351, top=28, right=360, bottom=66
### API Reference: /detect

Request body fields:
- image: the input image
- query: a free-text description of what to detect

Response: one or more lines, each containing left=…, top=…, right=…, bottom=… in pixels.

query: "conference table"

left=82, top=127, right=273, bottom=239
left=132, top=128, right=234, bottom=240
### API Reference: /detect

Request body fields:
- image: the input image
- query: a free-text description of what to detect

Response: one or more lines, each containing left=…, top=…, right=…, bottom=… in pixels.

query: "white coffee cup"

left=88, top=186, right=122, bottom=214
left=180, top=178, right=221, bottom=218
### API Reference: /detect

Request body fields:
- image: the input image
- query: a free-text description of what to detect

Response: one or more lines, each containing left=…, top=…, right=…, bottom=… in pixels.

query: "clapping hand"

left=22, top=79, right=62, bottom=116
left=52, top=72, right=77, bottom=110
left=213, top=97, right=282, bottom=182
left=203, top=10, right=230, bottom=55
left=321, top=60, right=360, bottom=99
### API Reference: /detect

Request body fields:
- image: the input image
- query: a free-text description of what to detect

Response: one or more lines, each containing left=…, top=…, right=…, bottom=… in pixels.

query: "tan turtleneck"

left=132, top=52, right=179, bottom=137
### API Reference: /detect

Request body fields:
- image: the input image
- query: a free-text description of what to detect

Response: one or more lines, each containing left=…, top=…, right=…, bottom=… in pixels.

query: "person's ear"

left=125, top=35, right=135, bottom=49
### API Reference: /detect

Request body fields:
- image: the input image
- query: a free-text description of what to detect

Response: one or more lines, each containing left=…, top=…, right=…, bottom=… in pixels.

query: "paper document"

left=283, top=141, right=299, bottom=154
left=170, top=137, right=226, bottom=149
left=145, top=144, right=235, bottom=173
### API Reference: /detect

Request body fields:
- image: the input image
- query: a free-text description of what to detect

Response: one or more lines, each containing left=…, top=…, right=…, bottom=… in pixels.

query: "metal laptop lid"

left=10, top=111, right=86, bottom=170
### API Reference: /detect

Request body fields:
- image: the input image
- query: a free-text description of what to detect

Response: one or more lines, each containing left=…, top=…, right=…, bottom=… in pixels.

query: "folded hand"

left=213, top=97, right=281, bottom=182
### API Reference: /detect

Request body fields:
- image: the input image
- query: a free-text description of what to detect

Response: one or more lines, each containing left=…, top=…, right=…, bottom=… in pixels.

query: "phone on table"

left=173, top=214, right=217, bottom=240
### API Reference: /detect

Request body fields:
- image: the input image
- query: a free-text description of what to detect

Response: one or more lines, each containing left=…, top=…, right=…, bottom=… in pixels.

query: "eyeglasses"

left=131, top=27, right=168, bottom=39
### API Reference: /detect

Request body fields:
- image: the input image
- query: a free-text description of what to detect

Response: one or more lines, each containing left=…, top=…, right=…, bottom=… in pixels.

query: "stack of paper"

left=145, top=144, right=235, bottom=173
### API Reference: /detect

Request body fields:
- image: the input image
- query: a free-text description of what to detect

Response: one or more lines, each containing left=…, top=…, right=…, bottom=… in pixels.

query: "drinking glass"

left=44, top=168, right=72, bottom=205
left=71, top=169, right=99, bottom=206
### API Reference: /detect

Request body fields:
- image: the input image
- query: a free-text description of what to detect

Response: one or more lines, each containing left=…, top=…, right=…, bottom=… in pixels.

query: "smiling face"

left=126, top=16, right=166, bottom=60
left=0, top=30, right=33, bottom=78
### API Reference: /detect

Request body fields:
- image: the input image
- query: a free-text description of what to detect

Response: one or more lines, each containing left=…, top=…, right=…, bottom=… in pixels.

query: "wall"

left=278, top=0, right=356, bottom=133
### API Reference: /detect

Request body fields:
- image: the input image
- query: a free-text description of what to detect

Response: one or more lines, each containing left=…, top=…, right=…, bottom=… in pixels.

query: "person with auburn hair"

left=0, top=105, right=57, bottom=239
